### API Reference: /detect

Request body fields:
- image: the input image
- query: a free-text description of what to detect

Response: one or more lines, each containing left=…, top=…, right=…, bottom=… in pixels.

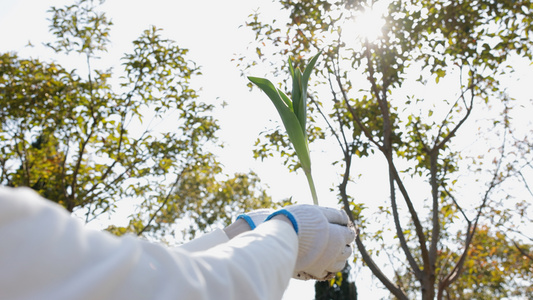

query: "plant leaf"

left=299, top=53, right=321, bottom=130
left=247, top=76, right=311, bottom=171
left=247, top=52, right=321, bottom=205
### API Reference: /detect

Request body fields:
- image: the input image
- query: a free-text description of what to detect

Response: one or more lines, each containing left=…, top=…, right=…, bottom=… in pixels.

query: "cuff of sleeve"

left=236, top=214, right=256, bottom=230
left=265, top=209, right=299, bottom=234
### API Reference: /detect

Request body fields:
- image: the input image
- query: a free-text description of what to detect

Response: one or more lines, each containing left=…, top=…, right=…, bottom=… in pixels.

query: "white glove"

left=265, top=204, right=355, bottom=281
left=236, top=208, right=274, bottom=229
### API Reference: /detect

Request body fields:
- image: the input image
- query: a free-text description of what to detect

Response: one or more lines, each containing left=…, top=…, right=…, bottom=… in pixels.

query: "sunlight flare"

left=343, top=2, right=387, bottom=44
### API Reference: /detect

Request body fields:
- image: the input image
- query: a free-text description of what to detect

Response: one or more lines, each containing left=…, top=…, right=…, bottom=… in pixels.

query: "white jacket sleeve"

left=0, top=186, right=298, bottom=300
left=176, top=228, right=230, bottom=252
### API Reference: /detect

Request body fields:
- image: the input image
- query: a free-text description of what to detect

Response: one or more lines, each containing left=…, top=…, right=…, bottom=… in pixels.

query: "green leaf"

left=288, top=57, right=301, bottom=114
left=298, top=52, right=321, bottom=132
left=289, top=57, right=303, bottom=130
left=248, top=53, right=321, bottom=205
left=247, top=76, right=311, bottom=172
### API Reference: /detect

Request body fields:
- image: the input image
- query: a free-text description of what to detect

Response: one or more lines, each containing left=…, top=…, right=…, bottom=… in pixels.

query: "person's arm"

left=175, top=228, right=230, bottom=252
left=177, top=209, right=273, bottom=253
left=175, top=218, right=250, bottom=253
left=0, top=186, right=298, bottom=300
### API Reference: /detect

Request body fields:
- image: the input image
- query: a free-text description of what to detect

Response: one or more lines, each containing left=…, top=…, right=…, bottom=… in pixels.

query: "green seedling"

left=248, top=53, right=320, bottom=205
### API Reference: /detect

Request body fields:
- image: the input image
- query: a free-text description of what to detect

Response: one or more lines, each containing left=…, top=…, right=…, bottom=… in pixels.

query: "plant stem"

left=304, top=169, right=319, bottom=205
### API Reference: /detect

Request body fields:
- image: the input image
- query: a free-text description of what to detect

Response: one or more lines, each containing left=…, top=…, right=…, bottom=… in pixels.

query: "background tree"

left=0, top=0, right=277, bottom=241
left=441, top=225, right=532, bottom=299
left=239, top=0, right=533, bottom=298
left=315, top=264, right=357, bottom=300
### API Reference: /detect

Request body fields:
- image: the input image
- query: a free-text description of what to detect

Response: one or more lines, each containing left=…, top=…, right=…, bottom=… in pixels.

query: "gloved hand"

left=236, top=208, right=274, bottom=229
left=265, top=204, right=355, bottom=281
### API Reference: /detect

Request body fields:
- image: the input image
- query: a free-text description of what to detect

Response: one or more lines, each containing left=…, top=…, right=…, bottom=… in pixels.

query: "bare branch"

left=413, top=122, right=430, bottom=153
left=446, top=191, right=471, bottom=223
left=309, top=93, right=346, bottom=155
left=438, top=110, right=508, bottom=298
left=69, top=126, right=95, bottom=211
left=429, top=150, right=440, bottom=273
left=355, top=232, right=408, bottom=300
left=518, top=171, right=533, bottom=198
left=137, top=165, right=188, bottom=236
left=339, top=150, right=354, bottom=225
left=332, top=61, right=383, bottom=152
left=503, top=226, right=533, bottom=243
left=322, top=67, right=348, bottom=154
left=434, top=73, right=476, bottom=151
left=59, top=138, right=71, bottom=203
left=388, top=165, right=423, bottom=280
left=512, top=240, right=533, bottom=261
left=338, top=43, right=430, bottom=281
left=433, top=64, right=470, bottom=148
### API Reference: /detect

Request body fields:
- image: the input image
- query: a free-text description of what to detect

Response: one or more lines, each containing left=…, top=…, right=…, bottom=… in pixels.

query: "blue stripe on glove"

left=265, top=209, right=299, bottom=234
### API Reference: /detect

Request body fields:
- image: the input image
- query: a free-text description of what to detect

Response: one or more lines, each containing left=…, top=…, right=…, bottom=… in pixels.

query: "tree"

left=0, top=0, right=277, bottom=241
left=239, top=0, right=533, bottom=298
left=439, top=225, right=533, bottom=299
left=315, top=264, right=357, bottom=300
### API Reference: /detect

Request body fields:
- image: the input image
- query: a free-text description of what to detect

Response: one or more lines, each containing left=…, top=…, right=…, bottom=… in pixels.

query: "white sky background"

left=1, top=0, right=532, bottom=299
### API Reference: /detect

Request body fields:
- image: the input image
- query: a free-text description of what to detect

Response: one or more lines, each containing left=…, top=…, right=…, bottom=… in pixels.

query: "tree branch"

left=329, top=52, right=409, bottom=297
left=355, top=233, right=408, bottom=300
left=332, top=61, right=383, bottom=152
left=513, top=240, right=533, bottom=261
left=518, top=170, right=533, bottom=198
left=136, top=166, right=188, bottom=236
left=428, top=150, right=440, bottom=277
left=437, top=110, right=508, bottom=299
left=434, top=72, right=475, bottom=151
left=362, top=45, right=430, bottom=278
